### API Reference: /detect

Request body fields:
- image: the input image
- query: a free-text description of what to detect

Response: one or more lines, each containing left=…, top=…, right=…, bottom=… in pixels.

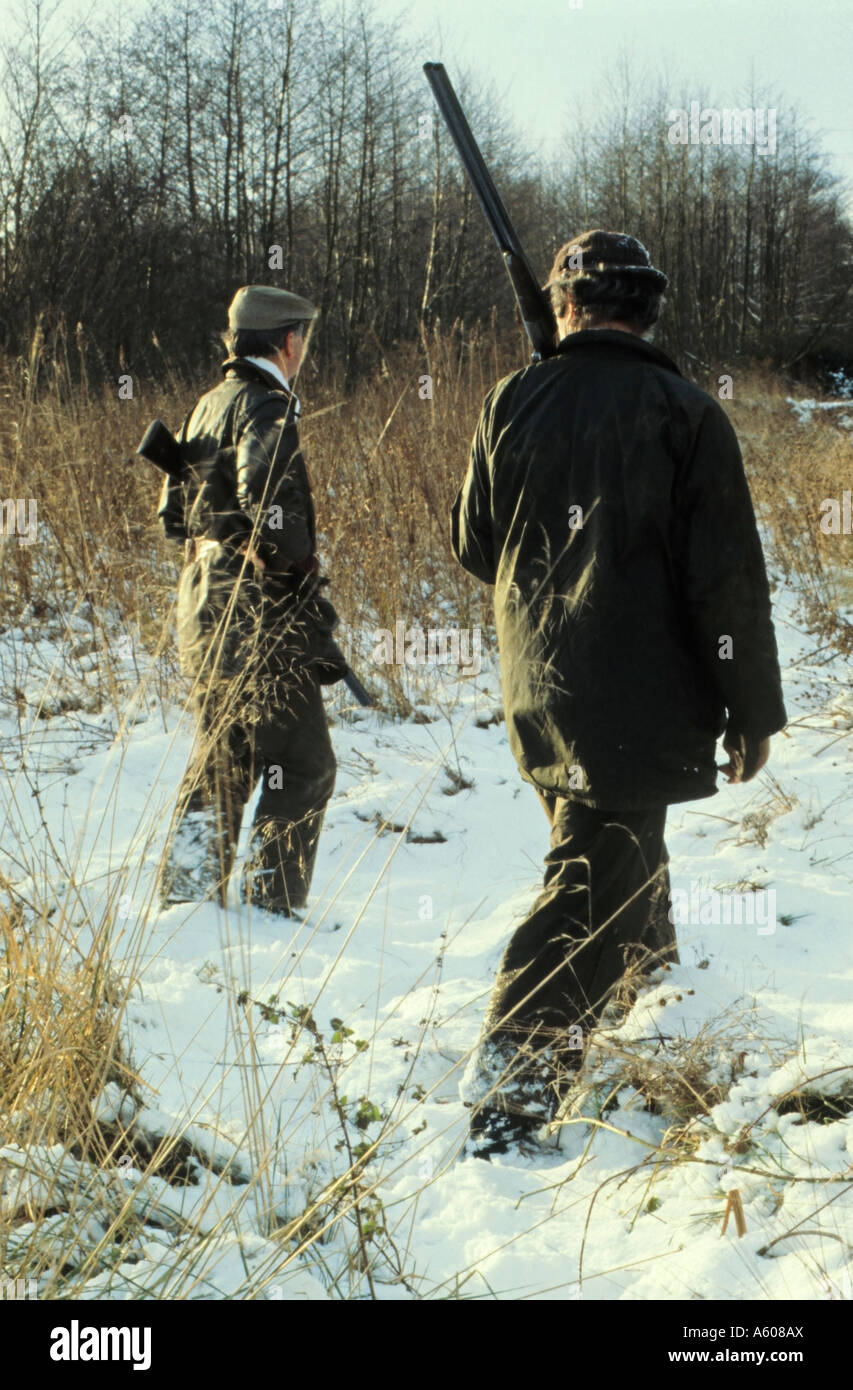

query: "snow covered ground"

left=1, top=574, right=852, bottom=1301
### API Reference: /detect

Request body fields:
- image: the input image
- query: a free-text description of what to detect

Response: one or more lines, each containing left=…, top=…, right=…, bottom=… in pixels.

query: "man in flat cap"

left=452, top=230, right=787, bottom=1157
left=157, top=285, right=347, bottom=917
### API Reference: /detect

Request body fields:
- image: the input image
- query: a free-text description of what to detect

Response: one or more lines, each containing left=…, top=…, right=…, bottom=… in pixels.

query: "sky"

left=378, top=0, right=853, bottom=206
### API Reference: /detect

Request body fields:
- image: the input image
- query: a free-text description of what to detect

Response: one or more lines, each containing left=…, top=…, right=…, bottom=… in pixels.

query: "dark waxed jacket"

left=158, top=356, right=315, bottom=566
left=451, top=329, right=787, bottom=809
left=158, top=357, right=345, bottom=687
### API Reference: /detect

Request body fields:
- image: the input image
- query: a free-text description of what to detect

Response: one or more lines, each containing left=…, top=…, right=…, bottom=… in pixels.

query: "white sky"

left=378, top=0, right=853, bottom=205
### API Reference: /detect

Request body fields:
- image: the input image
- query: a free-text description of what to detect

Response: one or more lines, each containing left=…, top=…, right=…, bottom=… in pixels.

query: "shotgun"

left=136, top=417, right=183, bottom=478
left=423, top=61, right=556, bottom=361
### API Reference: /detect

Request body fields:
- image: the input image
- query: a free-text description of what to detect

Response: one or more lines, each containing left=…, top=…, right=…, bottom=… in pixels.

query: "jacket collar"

left=222, top=355, right=296, bottom=397
left=243, top=354, right=290, bottom=392
left=554, top=329, right=681, bottom=376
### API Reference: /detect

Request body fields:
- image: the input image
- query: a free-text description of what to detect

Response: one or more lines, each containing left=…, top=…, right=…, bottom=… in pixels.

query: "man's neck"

left=243, top=354, right=290, bottom=392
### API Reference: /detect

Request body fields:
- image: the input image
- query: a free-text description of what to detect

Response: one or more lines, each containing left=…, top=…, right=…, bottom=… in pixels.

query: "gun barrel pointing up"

left=423, top=62, right=556, bottom=361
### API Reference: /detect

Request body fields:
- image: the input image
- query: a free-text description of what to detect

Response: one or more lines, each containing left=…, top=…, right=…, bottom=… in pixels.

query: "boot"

left=461, top=1024, right=584, bottom=1159
left=159, top=806, right=232, bottom=909
left=240, top=814, right=321, bottom=917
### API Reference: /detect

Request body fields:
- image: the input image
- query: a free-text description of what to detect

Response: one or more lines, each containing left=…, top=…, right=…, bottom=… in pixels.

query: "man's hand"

left=719, top=733, right=771, bottom=784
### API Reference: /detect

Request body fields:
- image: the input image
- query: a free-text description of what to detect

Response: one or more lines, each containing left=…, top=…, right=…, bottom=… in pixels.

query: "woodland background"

left=1, top=0, right=852, bottom=389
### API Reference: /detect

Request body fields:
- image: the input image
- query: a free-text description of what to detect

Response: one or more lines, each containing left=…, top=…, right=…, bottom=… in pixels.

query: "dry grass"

left=0, top=882, right=134, bottom=1154
left=576, top=1010, right=757, bottom=1134
left=721, top=364, right=853, bottom=654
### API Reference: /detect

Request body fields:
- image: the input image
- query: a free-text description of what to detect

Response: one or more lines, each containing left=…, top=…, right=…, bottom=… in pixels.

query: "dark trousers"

left=477, top=793, right=678, bottom=1116
left=159, top=674, right=336, bottom=915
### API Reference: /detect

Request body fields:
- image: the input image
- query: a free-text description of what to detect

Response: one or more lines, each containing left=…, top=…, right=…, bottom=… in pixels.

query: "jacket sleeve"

left=672, top=400, right=787, bottom=740
left=235, top=397, right=314, bottom=573
left=451, top=388, right=497, bottom=585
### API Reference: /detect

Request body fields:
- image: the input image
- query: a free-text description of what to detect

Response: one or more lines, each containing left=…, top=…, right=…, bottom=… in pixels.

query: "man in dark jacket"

left=157, top=284, right=346, bottom=917
left=452, top=231, right=787, bottom=1156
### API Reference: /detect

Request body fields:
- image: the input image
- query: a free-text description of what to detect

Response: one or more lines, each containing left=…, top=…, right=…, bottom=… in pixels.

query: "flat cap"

left=227, top=284, right=319, bottom=330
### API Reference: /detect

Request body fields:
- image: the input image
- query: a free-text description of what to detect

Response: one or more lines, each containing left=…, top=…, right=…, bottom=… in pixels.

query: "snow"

left=786, top=396, right=853, bottom=430
left=1, top=577, right=852, bottom=1301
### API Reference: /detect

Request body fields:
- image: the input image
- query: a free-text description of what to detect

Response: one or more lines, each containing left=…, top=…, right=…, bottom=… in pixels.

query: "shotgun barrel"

left=423, top=61, right=556, bottom=361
